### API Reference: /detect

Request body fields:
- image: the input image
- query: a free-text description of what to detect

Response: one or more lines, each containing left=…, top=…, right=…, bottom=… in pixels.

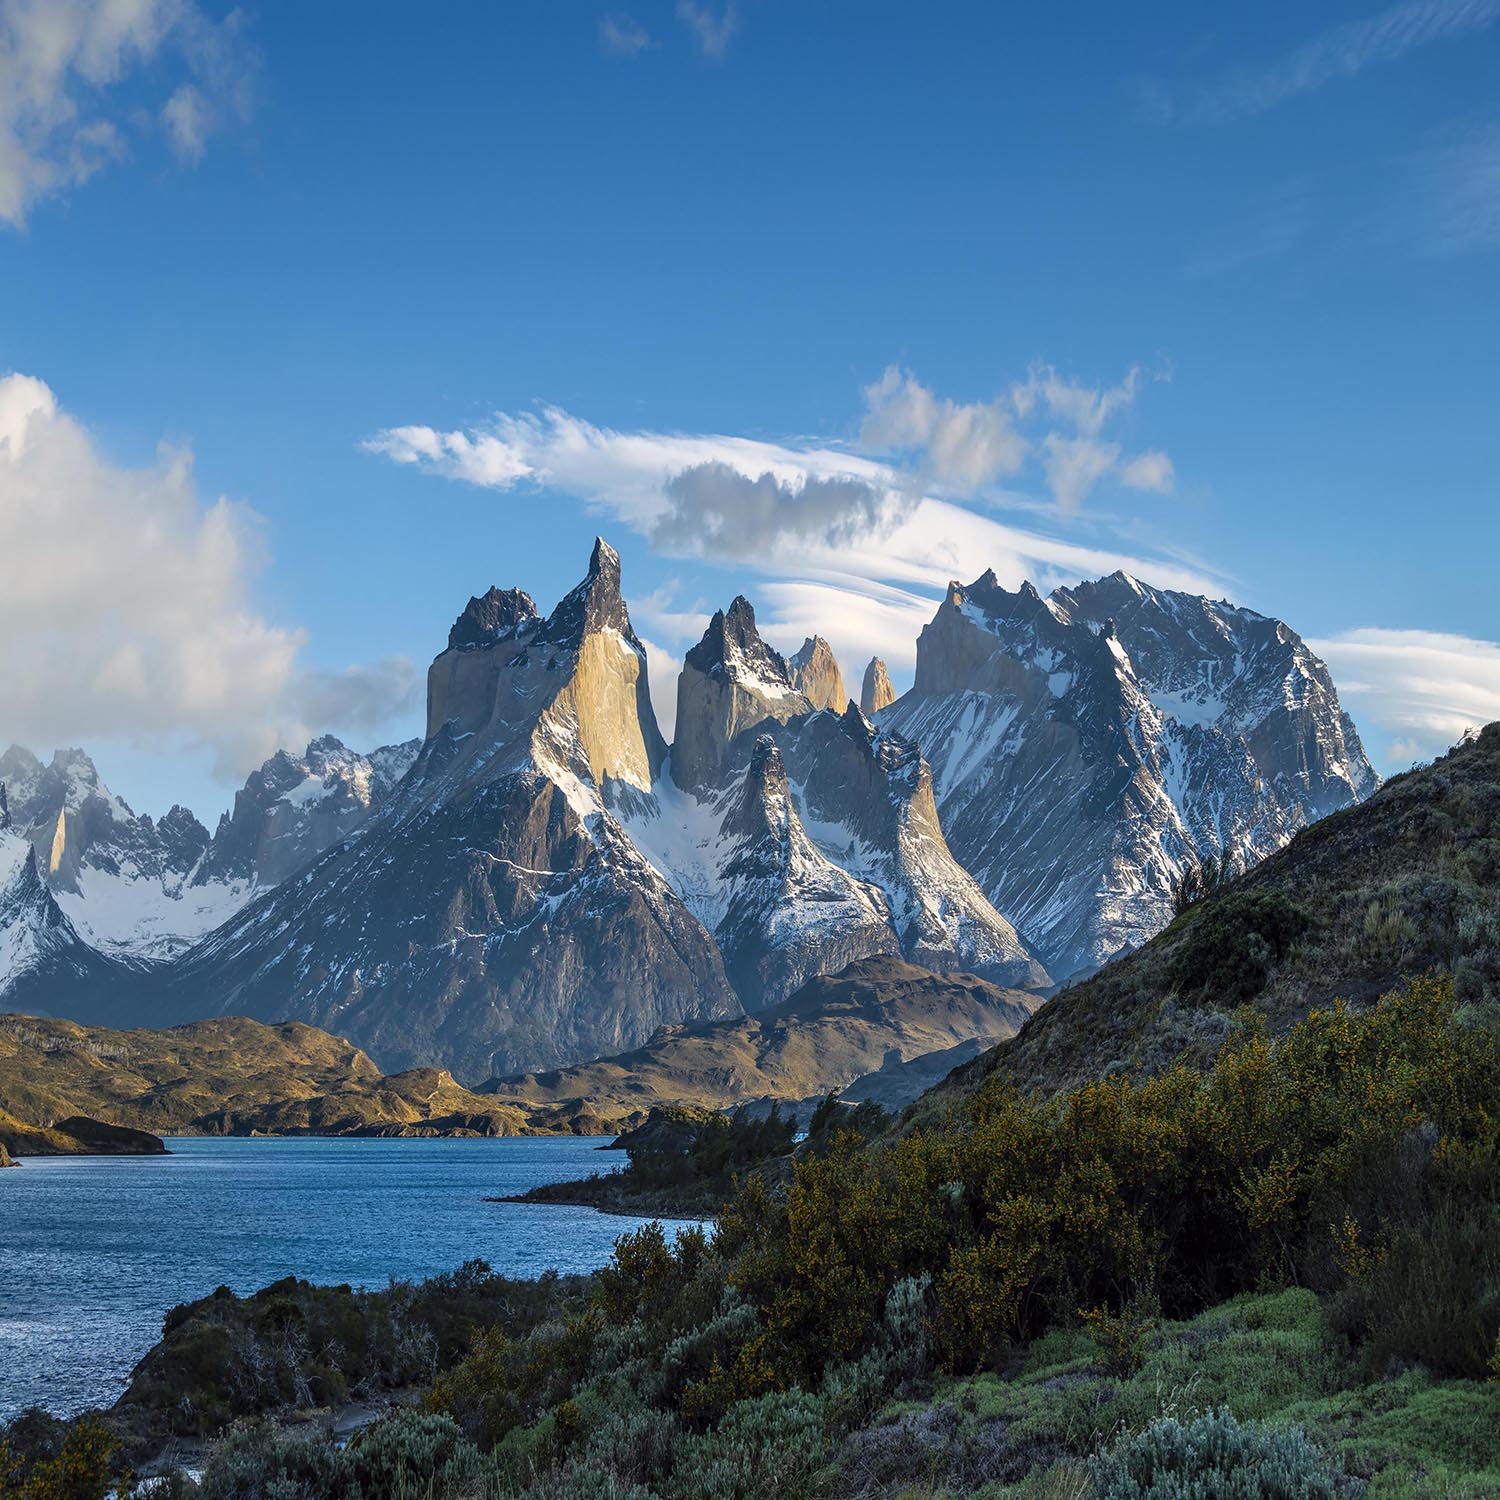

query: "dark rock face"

left=448, top=586, right=539, bottom=649
left=711, top=735, right=898, bottom=1006
left=881, top=569, right=1378, bottom=980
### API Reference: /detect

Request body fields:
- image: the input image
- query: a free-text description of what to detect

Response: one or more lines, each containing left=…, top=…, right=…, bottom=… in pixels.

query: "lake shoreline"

left=0, top=1134, right=679, bottom=1424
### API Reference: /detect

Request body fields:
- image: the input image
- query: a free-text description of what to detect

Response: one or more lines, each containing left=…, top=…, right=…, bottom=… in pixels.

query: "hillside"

left=916, top=721, right=1500, bottom=1117
left=483, top=956, right=1043, bottom=1126
left=0, top=1106, right=165, bottom=1156
left=0, top=1014, right=596, bottom=1138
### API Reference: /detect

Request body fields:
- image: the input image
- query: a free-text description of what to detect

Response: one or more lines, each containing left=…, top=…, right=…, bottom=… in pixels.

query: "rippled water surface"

left=0, top=1135, right=692, bottom=1419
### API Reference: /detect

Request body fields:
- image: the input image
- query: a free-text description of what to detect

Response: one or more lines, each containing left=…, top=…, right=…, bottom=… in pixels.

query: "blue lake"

left=0, top=1135, right=697, bottom=1420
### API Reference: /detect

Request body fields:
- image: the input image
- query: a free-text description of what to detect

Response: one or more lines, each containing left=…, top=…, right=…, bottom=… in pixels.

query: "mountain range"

left=0, top=538, right=1377, bottom=1082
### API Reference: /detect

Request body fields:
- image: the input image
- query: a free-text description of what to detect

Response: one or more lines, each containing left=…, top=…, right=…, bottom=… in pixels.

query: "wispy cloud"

left=0, top=373, right=412, bottom=778
left=1390, top=121, right=1500, bottom=255
left=0, top=0, right=256, bottom=226
left=677, top=1, right=736, bottom=59
left=1309, top=626, right=1500, bottom=768
left=366, top=392, right=1217, bottom=685
left=600, top=13, right=653, bottom=57
left=1149, top=0, right=1500, bottom=126
left=862, top=364, right=1174, bottom=515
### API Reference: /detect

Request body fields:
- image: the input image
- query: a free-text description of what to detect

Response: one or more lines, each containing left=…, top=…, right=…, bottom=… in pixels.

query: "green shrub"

left=1089, top=1407, right=1358, bottom=1498
left=339, top=1410, right=481, bottom=1497
left=665, top=1390, right=826, bottom=1500
left=1329, top=1201, right=1500, bottom=1378
left=196, top=1421, right=340, bottom=1500
left=1166, top=889, right=1315, bottom=1005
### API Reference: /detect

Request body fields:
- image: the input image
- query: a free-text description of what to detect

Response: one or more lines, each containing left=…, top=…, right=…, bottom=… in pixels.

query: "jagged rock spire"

left=860, top=657, right=896, bottom=716
left=534, top=538, right=638, bottom=649
left=448, top=587, right=539, bottom=650
left=788, top=636, right=846, bottom=712
left=685, top=595, right=791, bottom=684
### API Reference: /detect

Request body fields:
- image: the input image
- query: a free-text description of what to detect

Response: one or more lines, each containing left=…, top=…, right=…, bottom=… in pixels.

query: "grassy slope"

left=912, top=723, right=1500, bottom=1124
left=834, top=1290, right=1499, bottom=1498
left=485, top=957, right=1042, bottom=1126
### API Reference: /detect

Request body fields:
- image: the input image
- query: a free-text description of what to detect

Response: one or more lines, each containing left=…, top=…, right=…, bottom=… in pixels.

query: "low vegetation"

left=510, top=1098, right=889, bottom=1217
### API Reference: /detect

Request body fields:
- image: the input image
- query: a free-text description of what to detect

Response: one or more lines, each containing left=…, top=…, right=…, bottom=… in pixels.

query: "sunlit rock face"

left=860, top=657, right=896, bottom=717
left=788, top=635, right=848, bottom=713
left=880, top=568, right=1378, bottom=981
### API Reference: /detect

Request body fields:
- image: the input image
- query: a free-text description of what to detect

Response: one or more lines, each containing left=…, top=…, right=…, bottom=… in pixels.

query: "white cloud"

left=161, top=81, right=209, bottom=160
left=676, top=1, right=735, bottom=58
left=860, top=367, right=1027, bottom=496
left=0, top=0, right=254, bottom=226
left=0, top=373, right=414, bottom=778
left=1158, top=0, right=1500, bottom=125
left=1118, top=450, right=1176, bottom=493
left=859, top=364, right=1173, bottom=515
left=1309, top=627, right=1500, bottom=767
left=367, top=398, right=1222, bottom=692
left=600, top=14, right=652, bottom=56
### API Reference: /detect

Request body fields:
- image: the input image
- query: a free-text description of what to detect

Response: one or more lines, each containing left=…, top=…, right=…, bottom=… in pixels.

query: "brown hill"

left=0, top=1014, right=594, bottom=1138
left=0, top=1105, right=165, bottom=1156
left=485, top=956, right=1043, bottom=1127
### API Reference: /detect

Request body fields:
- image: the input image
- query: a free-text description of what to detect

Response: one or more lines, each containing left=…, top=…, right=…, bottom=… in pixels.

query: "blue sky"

left=1, top=0, right=1497, bottom=821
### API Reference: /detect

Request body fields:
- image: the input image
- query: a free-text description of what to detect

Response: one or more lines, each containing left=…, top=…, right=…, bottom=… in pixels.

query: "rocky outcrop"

left=671, top=597, right=809, bottom=794
left=711, top=736, right=897, bottom=1005
left=0, top=1106, right=166, bottom=1156
left=880, top=568, right=1377, bottom=980
left=860, top=657, right=896, bottom=716
left=788, top=636, right=848, bottom=712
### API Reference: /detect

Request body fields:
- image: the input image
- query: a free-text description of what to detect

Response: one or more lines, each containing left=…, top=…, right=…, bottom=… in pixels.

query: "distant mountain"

left=0, top=829, right=136, bottom=1018
left=0, top=736, right=418, bottom=967
left=880, top=569, right=1377, bottom=980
